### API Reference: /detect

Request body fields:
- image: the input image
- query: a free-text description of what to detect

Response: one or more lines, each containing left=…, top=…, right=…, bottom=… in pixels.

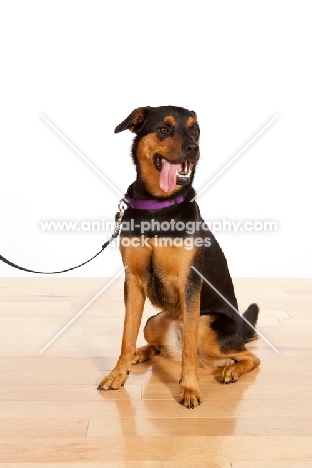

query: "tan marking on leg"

left=98, top=242, right=152, bottom=390
left=179, top=289, right=202, bottom=408
left=147, top=241, right=202, bottom=407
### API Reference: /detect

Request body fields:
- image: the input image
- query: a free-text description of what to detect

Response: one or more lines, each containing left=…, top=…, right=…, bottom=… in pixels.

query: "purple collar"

left=123, top=194, right=186, bottom=210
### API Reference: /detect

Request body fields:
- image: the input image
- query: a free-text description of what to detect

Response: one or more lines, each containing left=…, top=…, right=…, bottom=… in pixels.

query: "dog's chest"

left=145, top=242, right=196, bottom=315
left=146, top=265, right=181, bottom=314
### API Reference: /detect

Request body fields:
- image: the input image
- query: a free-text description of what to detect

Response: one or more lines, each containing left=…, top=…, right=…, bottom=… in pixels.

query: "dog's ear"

left=190, top=110, right=197, bottom=120
left=114, top=107, right=150, bottom=134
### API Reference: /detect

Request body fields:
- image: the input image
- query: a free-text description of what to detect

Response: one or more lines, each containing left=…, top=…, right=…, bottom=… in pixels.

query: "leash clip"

left=113, top=198, right=127, bottom=237
left=118, top=198, right=128, bottom=213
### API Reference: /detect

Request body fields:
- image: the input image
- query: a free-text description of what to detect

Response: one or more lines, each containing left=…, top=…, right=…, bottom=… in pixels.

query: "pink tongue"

left=159, top=160, right=182, bottom=193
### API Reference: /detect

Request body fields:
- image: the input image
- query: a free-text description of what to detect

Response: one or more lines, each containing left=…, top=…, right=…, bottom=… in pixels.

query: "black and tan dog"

left=98, top=106, right=260, bottom=408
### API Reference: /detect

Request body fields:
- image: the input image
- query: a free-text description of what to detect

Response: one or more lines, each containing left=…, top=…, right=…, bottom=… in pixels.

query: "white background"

left=0, top=0, right=311, bottom=278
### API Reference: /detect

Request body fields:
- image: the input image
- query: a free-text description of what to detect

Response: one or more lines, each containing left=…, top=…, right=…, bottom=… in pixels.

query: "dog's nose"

left=183, top=141, right=199, bottom=157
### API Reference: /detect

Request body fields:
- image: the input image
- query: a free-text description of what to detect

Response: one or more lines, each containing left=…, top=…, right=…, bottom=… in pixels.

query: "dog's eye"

left=158, top=126, right=169, bottom=134
left=193, top=127, right=200, bottom=137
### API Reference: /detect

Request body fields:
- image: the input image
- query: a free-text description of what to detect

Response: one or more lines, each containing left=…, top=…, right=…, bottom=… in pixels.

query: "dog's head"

left=115, top=106, right=200, bottom=197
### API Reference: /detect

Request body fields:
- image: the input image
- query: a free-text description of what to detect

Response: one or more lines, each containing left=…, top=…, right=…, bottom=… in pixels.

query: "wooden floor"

left=0, top=277, right=312, bottom=467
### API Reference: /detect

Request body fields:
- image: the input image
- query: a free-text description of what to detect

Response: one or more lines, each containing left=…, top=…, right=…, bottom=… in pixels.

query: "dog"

left=97, top=105, right=260, bottom=408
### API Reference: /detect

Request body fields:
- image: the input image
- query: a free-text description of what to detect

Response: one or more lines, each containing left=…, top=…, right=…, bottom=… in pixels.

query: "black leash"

left=0, top=200, right=126, bottom=275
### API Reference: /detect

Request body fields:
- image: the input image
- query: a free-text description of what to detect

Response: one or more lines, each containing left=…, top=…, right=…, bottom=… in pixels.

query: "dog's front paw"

left=97, top=367, right=130, bottom=391
left=179, top=384, right=202, bottom=409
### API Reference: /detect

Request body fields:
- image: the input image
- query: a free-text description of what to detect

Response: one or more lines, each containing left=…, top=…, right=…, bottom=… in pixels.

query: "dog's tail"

left=241, top=303, right=260, bottom=343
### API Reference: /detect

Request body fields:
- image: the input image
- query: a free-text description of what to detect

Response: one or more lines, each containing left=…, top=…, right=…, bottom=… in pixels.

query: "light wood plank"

left=0, top=347, right=121, bottom=357
left=0, top=326, right=83, bottom=337
left=0, top=317, right=124, bottom=326
left=0, top=357, right=118, bottom=371
left=0, top=462, right=230, bottom=468
left=71, top=296, right=152, bottom=310
left=0, top=289, right=53, bottom=296
left=252, top=317, right=281, bottom=326
left=287, top=310, right=312, bottom=318
left=50, top=287, right=115, bottom=297
left=232, top=463, right=312, bottom=468
left=0, top=307, right=123, bottom=317
left=278, top=318, right=312, bottom=327
left=0, top=335, right=124, bottom=347
left=0, top=384, right=141, bottom=401
left=141, top=382, right=312, bottom=401
left=0, top=436, right=311, bottom=463
left=0, top=278, right=106, bottom=285
left=0, top=419, right=88, bottom=438
left=254, top=309, right=289, bottom=318
left=0, top=296, right=78, bottom=303
left=0, top=301, right=71, bottom=311
left=255, top=326, right=312, bottom=335
left=240, top=299, right=312, bottom=311
left=242, top=347, right=312, bottom=357
left=236, top=290, right=289, bottom=299
left=247, top=334, right=312, bottom=346
left=88, top=417, right=312, bottom=437
left=286, top=290, right=312, bottom=298
left=233, top=278, right=312, bottom=290
left=1, top=399, right=312, bottom=419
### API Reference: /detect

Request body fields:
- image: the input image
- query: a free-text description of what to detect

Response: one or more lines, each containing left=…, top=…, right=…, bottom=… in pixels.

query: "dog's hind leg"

left=197, top=315, right=260, bottom=380
left=133, top=311, right=183, bottom=364
left=220, top=350, right=260, bottom=384
left=132, top=344, right=159, bottom=364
